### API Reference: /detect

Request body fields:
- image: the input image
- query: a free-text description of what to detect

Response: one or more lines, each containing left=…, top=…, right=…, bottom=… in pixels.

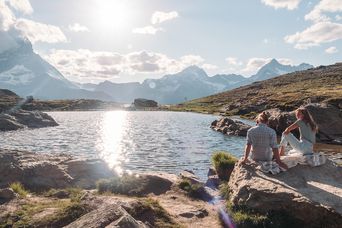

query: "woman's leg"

left=281, top=133, right=303, bottom=153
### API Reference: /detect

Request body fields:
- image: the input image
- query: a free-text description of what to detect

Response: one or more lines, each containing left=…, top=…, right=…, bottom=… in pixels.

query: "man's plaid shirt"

left=246, top=123, right=278, bottom=161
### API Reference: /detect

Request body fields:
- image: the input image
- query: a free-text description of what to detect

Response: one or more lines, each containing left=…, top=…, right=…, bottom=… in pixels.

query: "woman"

left=279, top=107, right=317, bottom=156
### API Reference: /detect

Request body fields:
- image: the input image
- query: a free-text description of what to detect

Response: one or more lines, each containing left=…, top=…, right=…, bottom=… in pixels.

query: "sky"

left=0, top=0, right=341, bottom=83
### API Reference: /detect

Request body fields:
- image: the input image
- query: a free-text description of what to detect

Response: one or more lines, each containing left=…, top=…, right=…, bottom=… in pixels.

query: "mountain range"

left=0, top=33, right=313, bottom=104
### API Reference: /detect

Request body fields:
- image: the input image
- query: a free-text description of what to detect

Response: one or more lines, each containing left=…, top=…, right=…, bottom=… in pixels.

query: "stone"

left=205, top=175, right=220, bottom=189
left=0, top=188, right=18, bottom=203
left=179, top=208, right=209, bottom=218
left=211, top=117, right=251, bottom=136
left=65, top=203, right=147, bottom=228
left=0, top=150, right=116, bottom=191
left=133, top=98, right=158, bottom=108
left=0, top=109, right=58, bottom=131
left=180, top=170, right=201, bottom=185
left=228, top=159, right=342, bottom=227
left=133, top=172, right=177, bottom=196
left=0, top=114, right=25, bottom=131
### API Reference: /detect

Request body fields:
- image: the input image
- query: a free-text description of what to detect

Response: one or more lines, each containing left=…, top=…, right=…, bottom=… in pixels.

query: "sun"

left=94, top=0, right=131, bottom=31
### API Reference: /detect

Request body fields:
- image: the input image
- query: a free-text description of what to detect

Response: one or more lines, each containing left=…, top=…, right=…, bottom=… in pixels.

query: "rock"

left=0, top=114, right=25, bottom=131
left=180, top=170, right=201, bottom=185
left=179, top=208, right=209, bottom=218
left=0, top=109, right=58, bottom=131
left=207, top=167, right=216, bottom=177
left=65, top=203, right=147, bottom=228
left=0, top=188, right=18, bottom=203
left=0, top=150, right=115, bottom=191
left=49, top=189, right=70, bottom=199
left=228, top=159, right=342, bottom=227
left=205, top=175, right=220, bottom=189
left=133, top=98, right=158, bottom=108
left=306, top=103, right=342, bottom=144
left=211, top=117, right=251, bottom=136
left=265, top=104, right=342, bottom=144
left=133, top=172, right=177, bottom=196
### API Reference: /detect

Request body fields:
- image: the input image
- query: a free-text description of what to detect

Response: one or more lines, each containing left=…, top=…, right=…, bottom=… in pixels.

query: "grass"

left=211, top=151, right=238, bottom=181
left=9, top=182, right=29, bottom=198
left=44, top=187, right=84, bottom=202
left=178, top=180, right=204, bottom=199
left=96, top=175, right=148, bottom=196
left=126, top=198, right=181, bottom=228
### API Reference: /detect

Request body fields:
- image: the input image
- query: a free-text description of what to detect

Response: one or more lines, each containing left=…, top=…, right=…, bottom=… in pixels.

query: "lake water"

left=0, top=111, right=250, bottom=180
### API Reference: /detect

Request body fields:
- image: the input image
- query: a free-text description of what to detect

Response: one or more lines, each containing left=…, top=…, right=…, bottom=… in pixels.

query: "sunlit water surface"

left=1, top=111, right=250, bottom=180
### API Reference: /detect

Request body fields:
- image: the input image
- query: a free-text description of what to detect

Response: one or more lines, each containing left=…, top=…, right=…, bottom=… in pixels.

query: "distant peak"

left=182, top=65, right=204, bottom=72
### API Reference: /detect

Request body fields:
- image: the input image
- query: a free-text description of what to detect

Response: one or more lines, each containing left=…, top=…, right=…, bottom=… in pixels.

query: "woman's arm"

left=284, top=122, right=299, bottom=135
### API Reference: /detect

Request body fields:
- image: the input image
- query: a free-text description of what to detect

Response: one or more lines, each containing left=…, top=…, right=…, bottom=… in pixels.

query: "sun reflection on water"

left=97, top=111, right=127, bottom=174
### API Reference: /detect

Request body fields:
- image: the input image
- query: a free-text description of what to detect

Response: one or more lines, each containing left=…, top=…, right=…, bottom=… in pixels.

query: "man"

left=243, top=111, right=288, bottom=170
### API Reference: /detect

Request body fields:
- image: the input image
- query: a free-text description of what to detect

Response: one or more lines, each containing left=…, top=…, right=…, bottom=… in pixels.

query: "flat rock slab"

left=228, top=159, right=342, bottom=227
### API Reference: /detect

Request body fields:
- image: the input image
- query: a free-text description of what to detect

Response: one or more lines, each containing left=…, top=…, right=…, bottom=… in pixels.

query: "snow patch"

left=0, top=65, right=34, bottom=85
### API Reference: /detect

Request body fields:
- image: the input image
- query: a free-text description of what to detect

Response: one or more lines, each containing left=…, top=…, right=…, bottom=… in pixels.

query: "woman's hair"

left=296, top=107, right=318, bottom=132
left=256, top=111, right=269, bottom=123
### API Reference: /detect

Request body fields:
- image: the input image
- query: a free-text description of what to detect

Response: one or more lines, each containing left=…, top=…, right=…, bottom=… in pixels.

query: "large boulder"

left=0, top=188, right=18, bottom=203
left=133, top=98, right=158, bottom=108
left=306, top=103, right=342, bottom=144
left=0, top=150, right=115, bottom=191
left=65, top=203, right=147, bottom=228
left=211, top=117, right=251, bottom=136
left=265, top=104, right=342, bottom=144
left=228, top=159, right=342, bottom=227
left=0, top=109, right=58, bottom=131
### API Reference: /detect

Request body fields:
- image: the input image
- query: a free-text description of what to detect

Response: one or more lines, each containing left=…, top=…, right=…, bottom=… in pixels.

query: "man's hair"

left=256, top=111, right=269, bottom=123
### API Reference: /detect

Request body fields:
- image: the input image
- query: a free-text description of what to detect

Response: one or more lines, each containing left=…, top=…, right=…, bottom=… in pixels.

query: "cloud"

left=7, top=0, right=33, bottom=14
left=305, top=0, right=342, bottom=22
left=202, top=63, right=218, bottom=70
left=284, top=21, right=342, bottom=49
left=226, top=57, right=243, bottom=66
left=325, top=46, right=338, bottom=54
left=0, top=0, right=15, bottom=30
left=180, top=55, right=204, bottom=65
left=0, top=0, right=67, bottom=44
left=14, top=18, right=67, bottom=43
left=132, top=26, right=163, bottom=35
left=151, top=11, right=179, bottom=24
left=45, top=49, right=207, bottom=82
left=261, top=0, right=302, bottom=10
left=68, top=23, right=89, bottom=32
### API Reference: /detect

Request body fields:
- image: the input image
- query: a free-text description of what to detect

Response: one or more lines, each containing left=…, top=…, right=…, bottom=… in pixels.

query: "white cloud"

left=68, top=23, right=89, bottom=32
left=284, top=21, right=342, bottom=49
left=202, top=63, right=218, bottom=70
left=336, top=15, right=342, bottom=21
left=226, top=57, right=243, bottom=66
left=180, top=55, right=204, bottom=65
left=261, top=0, right=302, bottom=10
left=132, top=26, right=163, bottom=35
left=151, top=11, right=179, bottom=24
left=325, top=46, right=338, bottom=54
left=305, top=0, right=342, bottom=22
left=14, top=18, right=67, bottom=43
left=7, top=0, right=33, bottom=14
left=0, top=0, right=15, bottom=30
left=45, top=49, right=207, bottom=82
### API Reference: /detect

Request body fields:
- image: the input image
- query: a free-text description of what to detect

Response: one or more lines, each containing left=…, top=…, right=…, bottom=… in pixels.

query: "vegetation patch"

left=97, top=175, right=148, bottom=196
left=178, top=180, right=204, bottom=199
left=9, top=182, right=29, bottom=198
left=211, top=151, right=237, bottom=181
left=127, top=198, right=181, bottom=228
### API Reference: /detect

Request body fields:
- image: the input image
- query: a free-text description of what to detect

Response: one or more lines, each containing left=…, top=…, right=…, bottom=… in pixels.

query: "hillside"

left=170, top=63, right=342, bottom=116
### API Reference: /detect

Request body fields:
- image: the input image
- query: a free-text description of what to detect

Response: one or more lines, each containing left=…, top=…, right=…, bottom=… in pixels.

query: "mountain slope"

left=0, top=33, right=112, bottom=100
left=171, top=63, right=342, bottom=115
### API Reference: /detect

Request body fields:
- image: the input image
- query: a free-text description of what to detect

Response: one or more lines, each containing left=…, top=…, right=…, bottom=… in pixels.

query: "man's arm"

left=243, top=144, right=251, bottom=163
left=272, top=148, right=288, bottom=170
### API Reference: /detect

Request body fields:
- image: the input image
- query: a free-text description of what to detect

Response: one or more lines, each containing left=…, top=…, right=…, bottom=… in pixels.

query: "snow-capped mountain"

left=249, top=59, right=313, bottom=82
left=0, top=33, right=112, bottom=100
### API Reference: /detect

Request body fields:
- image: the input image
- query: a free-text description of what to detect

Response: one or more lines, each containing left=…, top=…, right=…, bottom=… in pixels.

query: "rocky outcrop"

left=133, top=98, right=158, bottom=108
left=0, top=109, right=58, bottom=131
left=0, top=150, right=115, bottom=191
left=65, top=203, right=147, bottom=228
left=228, top=159, right=342, bottom=227
left=0, top=188, right=18, bottom=204
left=211, top=117, right=251, bottom=136
left=264, top=104, right=342, bottom=144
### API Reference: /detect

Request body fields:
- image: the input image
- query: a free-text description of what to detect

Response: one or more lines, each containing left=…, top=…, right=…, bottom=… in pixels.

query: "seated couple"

left=242, top=107, right=318, bottom=171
